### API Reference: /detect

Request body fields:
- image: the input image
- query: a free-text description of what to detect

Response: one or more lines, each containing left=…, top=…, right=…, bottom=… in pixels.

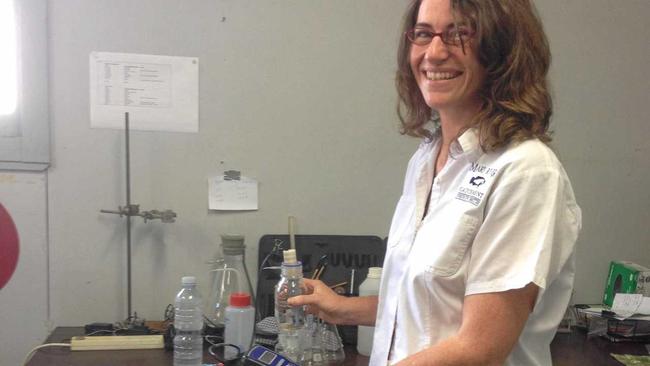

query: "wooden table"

left=27, top=327, right=649, bottom=365
left=27, top=327, right=369, bottom=365
left=551, top=328, right=649, bottom=365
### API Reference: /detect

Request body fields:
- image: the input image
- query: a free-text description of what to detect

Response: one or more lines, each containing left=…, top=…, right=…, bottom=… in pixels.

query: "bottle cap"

left=182, top=276, right=197, bottom=285
left=367, top=267, right=382, bottom=279
left=283, top=249, right=297, bottom=264
left=221, top=234, right=245, bottom=255
left=229, top=292, right=251, bottom=307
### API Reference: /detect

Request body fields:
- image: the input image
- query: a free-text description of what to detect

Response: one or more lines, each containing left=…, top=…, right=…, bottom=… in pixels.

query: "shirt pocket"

left=387, top=195, right=415, bottom=248
left=429, top=214, right=479, bottom=277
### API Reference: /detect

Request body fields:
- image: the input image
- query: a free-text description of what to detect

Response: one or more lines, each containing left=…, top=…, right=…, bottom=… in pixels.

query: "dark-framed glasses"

left=405, top=26, right=474, bottom=47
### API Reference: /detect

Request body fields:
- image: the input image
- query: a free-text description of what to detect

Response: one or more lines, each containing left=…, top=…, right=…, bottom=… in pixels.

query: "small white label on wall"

left=89, top=52, right=199, bottom=133
left=208, top=175, right=259, bottom=211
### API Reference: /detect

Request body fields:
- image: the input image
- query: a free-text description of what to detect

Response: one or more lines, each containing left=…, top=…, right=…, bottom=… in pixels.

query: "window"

left=0, top=0, right=19, bottom=136
left=0, top=0, right=49, bottom=171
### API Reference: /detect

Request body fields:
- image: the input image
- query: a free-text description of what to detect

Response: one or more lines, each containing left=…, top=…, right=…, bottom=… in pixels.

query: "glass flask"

left=320, top=321, right=345, bottom=364
left=207, top=235, right=255, bottom=330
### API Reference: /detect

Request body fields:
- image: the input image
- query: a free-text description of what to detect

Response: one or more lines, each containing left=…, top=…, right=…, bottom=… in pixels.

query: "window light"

left=0, top=0, right=18, bottom=116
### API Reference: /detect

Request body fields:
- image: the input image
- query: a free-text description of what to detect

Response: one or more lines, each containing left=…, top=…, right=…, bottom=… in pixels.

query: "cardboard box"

left=603, top=261, right=650, bottom=307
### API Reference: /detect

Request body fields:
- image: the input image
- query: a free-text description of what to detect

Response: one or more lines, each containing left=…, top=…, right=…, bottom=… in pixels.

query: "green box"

left=603, top=261, right=650, bottom=307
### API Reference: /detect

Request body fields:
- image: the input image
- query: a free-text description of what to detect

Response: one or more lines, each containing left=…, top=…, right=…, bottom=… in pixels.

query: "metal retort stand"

left=100, top=112, right=177, bottom=326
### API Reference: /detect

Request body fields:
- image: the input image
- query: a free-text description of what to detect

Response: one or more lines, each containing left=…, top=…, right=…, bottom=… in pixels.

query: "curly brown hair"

left=396, top=0, right=552, bottom=151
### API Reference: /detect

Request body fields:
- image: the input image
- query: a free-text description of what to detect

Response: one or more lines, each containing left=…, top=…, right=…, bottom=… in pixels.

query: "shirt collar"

left=457, top=128, right=480, bottom=154
left=421, top=127, right=481, bottom=158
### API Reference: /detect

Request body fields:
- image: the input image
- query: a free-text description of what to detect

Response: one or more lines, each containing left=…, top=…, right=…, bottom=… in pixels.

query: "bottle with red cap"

left=224, top=292, right=255, bottom=359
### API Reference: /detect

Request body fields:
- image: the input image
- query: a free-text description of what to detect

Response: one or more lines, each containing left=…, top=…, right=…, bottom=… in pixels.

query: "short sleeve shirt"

left=370, top=129, right=582, bottom=366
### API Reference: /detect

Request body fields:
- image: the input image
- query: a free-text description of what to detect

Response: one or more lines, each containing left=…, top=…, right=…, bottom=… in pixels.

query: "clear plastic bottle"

left=174, top=276, right=204, bottom=366
left=207, top=235, right=255, bottom=330
left=224, top=292, right=256, bottom=359
left=356, top=267, right=382, bottom=356
left=275, top=249, right=312, bottom=364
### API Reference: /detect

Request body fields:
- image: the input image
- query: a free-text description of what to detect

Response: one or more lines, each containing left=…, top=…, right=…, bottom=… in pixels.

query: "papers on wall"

left=208, top=175, right=258, bottom=211
left=89, top=52, right=199, bottom=133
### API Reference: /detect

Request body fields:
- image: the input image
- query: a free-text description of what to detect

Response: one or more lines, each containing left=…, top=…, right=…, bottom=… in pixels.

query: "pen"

left=329, top=281, right=348, bottom=289
left=311, top=255, right=328, bottom=280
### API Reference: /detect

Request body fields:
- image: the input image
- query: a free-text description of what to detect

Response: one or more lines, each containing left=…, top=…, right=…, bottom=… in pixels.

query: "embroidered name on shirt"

left=469, top=163, right=497, bottom=177
left=457, top=187, right=483, bottom=206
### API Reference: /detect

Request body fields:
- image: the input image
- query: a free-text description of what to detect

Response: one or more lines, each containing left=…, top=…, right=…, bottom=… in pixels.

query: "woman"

left=289, top=0, right=581, bottom=365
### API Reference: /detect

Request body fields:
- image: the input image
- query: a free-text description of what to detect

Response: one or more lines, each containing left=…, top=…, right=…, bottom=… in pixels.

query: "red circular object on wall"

left=0, top=203, right=20, bottom=290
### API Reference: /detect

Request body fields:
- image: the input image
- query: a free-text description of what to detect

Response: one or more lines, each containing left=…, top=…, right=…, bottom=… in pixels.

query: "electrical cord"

left=205, top=335, right=242, bottom=365
left=164, top=303, right=174, bottom=322
left=241, top=249, right=256, bottom=312
left=255, top=239, right=285, bottom=321
left=22, top=343, right=71, bottom=366
left=204, top=314, right=220, bottom=328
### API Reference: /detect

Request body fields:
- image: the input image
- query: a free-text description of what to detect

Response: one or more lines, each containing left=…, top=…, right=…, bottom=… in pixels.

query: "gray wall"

left=46, top=0, right=413, bottom=328
left=539, top=0, right=650, bottom=303
left=1, top=0, right=648, bottom=364
left=0, top=172, right=48, bottom=366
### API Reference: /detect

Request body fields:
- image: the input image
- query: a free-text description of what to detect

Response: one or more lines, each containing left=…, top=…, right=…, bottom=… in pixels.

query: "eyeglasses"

left=405, top=26, right=474, bottom=47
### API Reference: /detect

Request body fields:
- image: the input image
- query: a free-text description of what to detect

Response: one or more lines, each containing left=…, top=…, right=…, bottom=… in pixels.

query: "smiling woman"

left=286, top=1, right=581, bottom=365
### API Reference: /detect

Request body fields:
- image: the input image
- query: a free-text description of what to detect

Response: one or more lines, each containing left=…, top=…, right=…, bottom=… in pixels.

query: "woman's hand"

left=288, top=279, right=379, bottom=326
left=287, top=279, right=349, bottom=324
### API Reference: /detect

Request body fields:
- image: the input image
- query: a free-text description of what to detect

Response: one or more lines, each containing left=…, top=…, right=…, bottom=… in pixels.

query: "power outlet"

left=70, top=335, right=164, bottom=351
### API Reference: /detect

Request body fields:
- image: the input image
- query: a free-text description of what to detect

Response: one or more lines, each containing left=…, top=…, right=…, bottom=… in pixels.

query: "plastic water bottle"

left=356, top=267, right=382, bottom=356
left=174, top=276, right=204, bottom=366
left=275, top=249, right=311, bottom=364
left=224, top=292, right=255, bottom=359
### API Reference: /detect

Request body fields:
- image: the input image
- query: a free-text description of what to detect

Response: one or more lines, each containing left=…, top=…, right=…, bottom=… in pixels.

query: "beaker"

left=207, top=235, right=255, bottom=329
left=319, top=321, right=345, bottom=364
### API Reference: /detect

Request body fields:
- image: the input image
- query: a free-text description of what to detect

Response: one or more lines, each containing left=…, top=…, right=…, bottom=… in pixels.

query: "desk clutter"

left=572, top=304, right=650, bottom=343
left=25, top=233, right=387, bottom=365
left=169, top=234, right=385, bottom=366
left=563, top=261, right=650, bottom=345
left=26, top=253, right=650, bottom=365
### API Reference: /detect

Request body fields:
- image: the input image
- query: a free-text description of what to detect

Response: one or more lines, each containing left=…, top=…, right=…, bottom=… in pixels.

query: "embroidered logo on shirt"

left=456, top=164, right=498, bottom=206
left=469, top=176, right=486, bottom=187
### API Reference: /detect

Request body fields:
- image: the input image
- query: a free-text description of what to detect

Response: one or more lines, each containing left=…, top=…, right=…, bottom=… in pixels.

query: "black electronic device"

left=242, top=345, right=299, bottom=366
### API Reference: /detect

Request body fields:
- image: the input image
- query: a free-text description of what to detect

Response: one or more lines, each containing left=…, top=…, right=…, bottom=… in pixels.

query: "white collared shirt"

left=370, top=129, right=582, bottom=365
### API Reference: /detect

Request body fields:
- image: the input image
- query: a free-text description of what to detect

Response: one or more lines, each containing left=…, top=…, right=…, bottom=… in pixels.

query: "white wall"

left=46, top=0, right=413, bottom=326
left=536, top=0, right=650, bottom=303
left=0, top=172, right=48, bottom=366
left=1, top=0, right=649, bottom=363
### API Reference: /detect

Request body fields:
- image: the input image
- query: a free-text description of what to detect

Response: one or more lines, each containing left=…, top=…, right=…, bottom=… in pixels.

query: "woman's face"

left=410, top=0, right=485, bottom=115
